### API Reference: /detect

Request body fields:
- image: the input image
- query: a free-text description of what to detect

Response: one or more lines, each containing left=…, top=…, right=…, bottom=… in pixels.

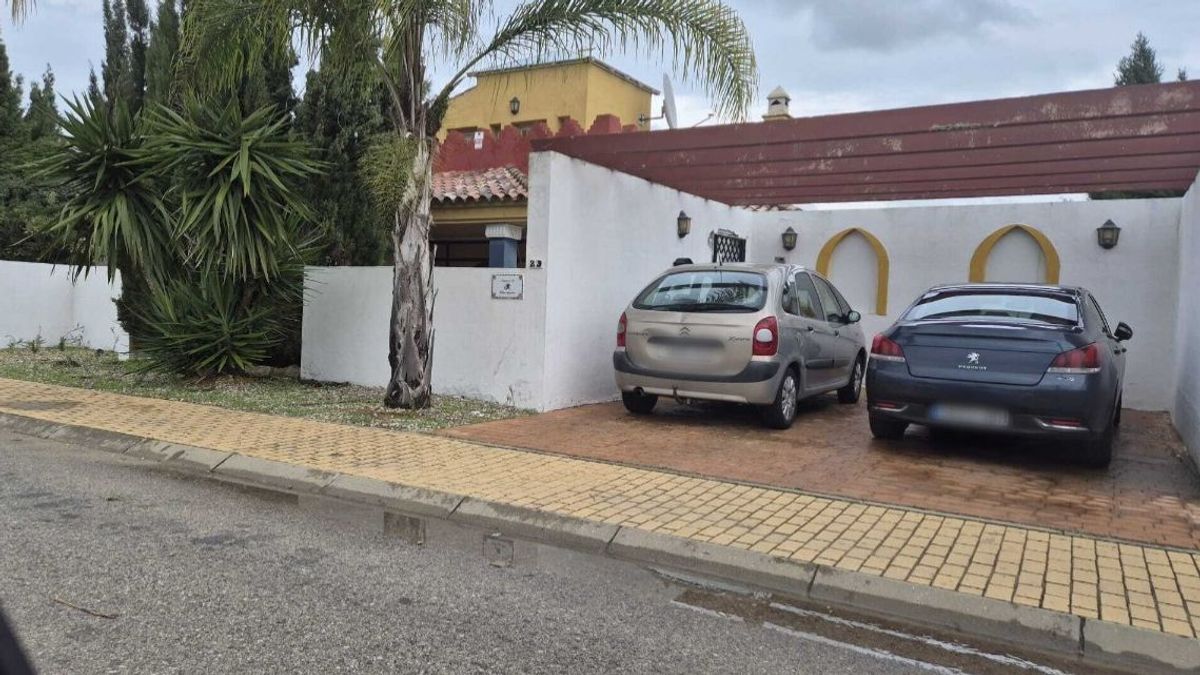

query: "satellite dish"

left=662, top=74, right=678, bottom=129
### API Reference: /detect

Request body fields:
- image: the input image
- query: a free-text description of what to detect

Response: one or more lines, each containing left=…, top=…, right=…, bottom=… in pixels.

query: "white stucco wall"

left=1173, top=177, right=1200, bottom=464
left=750, top=198, right=1183, bottom=410
left=0, top=261, right=127, bottom=352
left=527, top=152, right=759, bottom=409
left=301, top=266, right=547, bottom=409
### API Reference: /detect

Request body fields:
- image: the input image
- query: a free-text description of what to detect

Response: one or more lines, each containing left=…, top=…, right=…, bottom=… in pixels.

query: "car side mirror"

left=1114, top=322, right=1133, bottom=342
left=846, top=310, right=862, bottom=324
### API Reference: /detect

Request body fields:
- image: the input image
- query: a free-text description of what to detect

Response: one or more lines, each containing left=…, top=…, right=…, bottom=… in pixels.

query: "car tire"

left=869, top=414, right=908, bottom=440
left=837, top=354, right=865, bottom=404
left=760, top=368, right=799, bottom=430
left=622, top=391, right=658, bottom=415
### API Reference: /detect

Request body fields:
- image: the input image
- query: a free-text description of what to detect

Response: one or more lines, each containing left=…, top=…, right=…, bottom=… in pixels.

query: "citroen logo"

left=679, top=326, right=691, bottom=336
left=966, top=352, right=981, bottom=365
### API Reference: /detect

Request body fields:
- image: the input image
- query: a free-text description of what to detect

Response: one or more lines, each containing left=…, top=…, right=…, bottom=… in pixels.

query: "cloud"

left=784, top=0, right=1033, bottom=52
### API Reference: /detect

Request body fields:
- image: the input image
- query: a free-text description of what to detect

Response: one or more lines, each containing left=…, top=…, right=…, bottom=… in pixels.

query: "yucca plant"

left=180, top=0, right=759, bottom=409
left=141, top=101, right=321, bottom=281
left=133, top=275, right=278, bottom=376
left=34, top=97, right=172, bottom=284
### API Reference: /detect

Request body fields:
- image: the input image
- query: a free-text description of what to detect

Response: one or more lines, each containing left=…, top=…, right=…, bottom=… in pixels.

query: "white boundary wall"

left=302, top=154, right=1192, bottom=415
left=528, top=152, right=758, bottom=409
left=750, top=198, right=1182, bottom=410
left=0, top=261, right=127, bottom=352
left=1174, top=177, right=1200, bottom=464
left=301, top=267, right=547, bottom=409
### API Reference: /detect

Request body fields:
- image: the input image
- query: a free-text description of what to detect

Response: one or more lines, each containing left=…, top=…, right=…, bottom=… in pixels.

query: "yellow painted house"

left=438, top=57, right=657, bottom=142
left=431, top=58, right=658, bottom=267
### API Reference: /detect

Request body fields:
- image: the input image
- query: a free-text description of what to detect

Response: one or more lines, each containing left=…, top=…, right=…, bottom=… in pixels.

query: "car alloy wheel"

left=781, top=373, right=797, bottom=421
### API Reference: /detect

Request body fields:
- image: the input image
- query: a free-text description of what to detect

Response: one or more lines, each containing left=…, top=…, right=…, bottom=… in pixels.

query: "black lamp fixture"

left=676, top=211, right=692, bottom=238
left=509, top=96, right=521, bottom=115
left=781, top=226, right=798, bottom=251
left=1097, top=219, right=1121, bottom=250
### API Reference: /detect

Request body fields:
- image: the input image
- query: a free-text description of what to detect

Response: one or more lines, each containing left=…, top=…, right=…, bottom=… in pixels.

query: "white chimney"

left=763, top=86, right=792, bottom=122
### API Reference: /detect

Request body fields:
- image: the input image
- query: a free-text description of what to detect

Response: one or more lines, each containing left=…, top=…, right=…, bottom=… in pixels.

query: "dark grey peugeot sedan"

left=865, top=283, right=1132, bottom=467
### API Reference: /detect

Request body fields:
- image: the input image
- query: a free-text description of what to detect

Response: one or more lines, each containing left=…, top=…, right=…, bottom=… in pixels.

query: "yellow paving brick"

left=2, top=377, right=1198, bottom=642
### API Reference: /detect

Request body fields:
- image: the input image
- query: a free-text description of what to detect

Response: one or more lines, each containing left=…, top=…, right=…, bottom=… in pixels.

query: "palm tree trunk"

left=384, top=140, right=436, bottom=408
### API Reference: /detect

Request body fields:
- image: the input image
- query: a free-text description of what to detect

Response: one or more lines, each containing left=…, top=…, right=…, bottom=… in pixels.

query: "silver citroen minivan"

left=613, top=263, right=867, bottom=428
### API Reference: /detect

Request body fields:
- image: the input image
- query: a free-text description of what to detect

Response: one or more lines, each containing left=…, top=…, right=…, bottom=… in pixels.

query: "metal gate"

left=712, top=233, right=747, bottom=263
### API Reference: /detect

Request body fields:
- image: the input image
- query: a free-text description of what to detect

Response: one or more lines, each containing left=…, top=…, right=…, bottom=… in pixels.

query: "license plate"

left=929, top=403, right=1010, bottom=428
left=670, top=345, right=716, bottom=361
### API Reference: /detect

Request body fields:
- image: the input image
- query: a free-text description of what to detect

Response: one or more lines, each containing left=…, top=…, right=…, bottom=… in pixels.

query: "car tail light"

left=1047, top=343, right=1101, bottom=374
left=752, top=316, right=778, bottom=356
left=617, top=312, right=627, bottom=348
left=871, top=334, right=906, bottom=363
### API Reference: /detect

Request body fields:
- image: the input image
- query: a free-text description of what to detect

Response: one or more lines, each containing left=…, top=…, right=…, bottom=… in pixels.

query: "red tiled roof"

left=431, top=166, right=528, bottom=205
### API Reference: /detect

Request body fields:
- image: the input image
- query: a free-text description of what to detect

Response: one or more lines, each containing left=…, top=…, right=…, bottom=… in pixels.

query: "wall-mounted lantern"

left=781, top=226, right=798, bottom=251
left=1096, top=219, right=1121, bottom=250
left=509, top=97, right=521, bottom=115
left=677, top=211, right=692, bottom=238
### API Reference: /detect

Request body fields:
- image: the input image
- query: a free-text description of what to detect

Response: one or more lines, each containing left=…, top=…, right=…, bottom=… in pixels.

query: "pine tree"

left=0, top=32, right=24, bottom=139
left=145, top=0, right=180, bottom=107
left=24, top=65, right=57, bottom=140
left=101, top=0, right=131, bottom=107
left=127, top=0, right=151, bottom=113
left=1115, top=32, right=1164, bottom=86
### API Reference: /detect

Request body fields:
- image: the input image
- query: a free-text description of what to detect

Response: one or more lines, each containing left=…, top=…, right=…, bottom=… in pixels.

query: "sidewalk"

left=1, top=378, right=1198, bottom=664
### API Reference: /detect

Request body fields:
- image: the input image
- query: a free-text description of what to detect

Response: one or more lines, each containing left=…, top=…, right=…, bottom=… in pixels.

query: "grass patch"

left=0, top=347, right=529, bottom=432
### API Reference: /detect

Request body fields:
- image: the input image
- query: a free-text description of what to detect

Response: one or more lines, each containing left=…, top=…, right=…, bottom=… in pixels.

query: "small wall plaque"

left=491, top=273, right=523, bottom=299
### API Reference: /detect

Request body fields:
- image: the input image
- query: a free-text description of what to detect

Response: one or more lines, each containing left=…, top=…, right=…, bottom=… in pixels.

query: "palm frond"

left=7, top=0, right=32, bottom=22
left=436, top=0, right=757, bottom=122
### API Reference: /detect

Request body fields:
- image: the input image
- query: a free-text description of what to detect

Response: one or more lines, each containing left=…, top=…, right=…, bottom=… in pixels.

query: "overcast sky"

left=3, top=0, right=1198, bottom=127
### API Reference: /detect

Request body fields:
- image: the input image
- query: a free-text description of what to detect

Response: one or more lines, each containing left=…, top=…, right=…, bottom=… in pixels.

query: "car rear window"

left=634, top=270, right=768, bottom=312
left=904, top=290, right=1080, bottom=326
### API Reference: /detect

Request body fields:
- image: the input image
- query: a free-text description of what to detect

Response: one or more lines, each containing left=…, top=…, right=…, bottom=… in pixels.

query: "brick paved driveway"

left=444, top=398, right=1200, bottom=550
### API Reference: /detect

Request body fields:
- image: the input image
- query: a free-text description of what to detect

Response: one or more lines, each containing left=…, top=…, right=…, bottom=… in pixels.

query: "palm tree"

left=5, top=0, right=29, bottom=20
left=184, top=0, right=758, bottom=409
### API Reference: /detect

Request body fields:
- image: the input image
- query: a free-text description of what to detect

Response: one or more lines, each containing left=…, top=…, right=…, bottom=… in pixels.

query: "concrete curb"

left=3, top=410, right=1198, bottom=673
left=450, top=498, right=619, bottom=554
left=809, top=566, right=1081, bottom=656
left=214, top=454, right=336, bottom=493
left=321, top=473, right=462, bottom=519
left=608, top=527, right=818, bottom=595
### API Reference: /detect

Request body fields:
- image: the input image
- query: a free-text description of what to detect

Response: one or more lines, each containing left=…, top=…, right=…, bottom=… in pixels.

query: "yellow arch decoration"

left=816, top=228, right=890, bottom=315
left=969, top=224, right=1061, bottom=284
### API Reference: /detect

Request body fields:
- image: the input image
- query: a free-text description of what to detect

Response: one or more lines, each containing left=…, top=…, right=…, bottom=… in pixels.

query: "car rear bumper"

left=613, top=351, right=781, bottom=405
left=865, top=359, right=1114, bottom=437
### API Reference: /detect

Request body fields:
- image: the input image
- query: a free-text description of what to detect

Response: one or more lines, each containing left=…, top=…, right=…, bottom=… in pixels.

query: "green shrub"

left=134, top=276, right=290, bottom=376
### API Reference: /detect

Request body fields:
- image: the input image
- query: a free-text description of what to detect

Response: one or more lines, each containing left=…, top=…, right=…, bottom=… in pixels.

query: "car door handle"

left=805, top=326, right=815, bottom=332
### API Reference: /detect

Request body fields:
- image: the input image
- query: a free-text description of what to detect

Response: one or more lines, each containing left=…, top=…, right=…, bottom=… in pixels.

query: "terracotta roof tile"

left=432, top=166, right=528, bottom=204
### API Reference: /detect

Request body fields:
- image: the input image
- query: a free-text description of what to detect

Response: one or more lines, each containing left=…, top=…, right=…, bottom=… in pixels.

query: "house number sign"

left=491, top=274, right=524, bottom=300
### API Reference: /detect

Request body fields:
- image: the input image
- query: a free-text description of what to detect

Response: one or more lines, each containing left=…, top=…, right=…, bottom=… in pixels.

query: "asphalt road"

left=0, top=429, right=1106, bottom=674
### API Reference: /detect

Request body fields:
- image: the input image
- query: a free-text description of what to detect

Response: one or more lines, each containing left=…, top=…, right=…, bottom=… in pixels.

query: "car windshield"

left=634, top=270, right=768, bottom=312
left=904, top=290, right=1080, bottom=326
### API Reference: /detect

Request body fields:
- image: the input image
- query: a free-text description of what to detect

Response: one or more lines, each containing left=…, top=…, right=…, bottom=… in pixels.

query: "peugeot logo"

left=966, top=352, right=981, bottom=365
left=679, top=326, right=691, bottom=336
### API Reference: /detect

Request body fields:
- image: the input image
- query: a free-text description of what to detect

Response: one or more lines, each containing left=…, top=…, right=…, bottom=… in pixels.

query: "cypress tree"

left=145, top=0, right=180, bottom=107
left=86, top=66, right=105, bottom=108
left=101, top=0, right=131, bottom=107
left=24, top=65, right=57, bottom=140
left=127, top=0, right=151, bottom=113
left=0, top=32, right=23, bottom=139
